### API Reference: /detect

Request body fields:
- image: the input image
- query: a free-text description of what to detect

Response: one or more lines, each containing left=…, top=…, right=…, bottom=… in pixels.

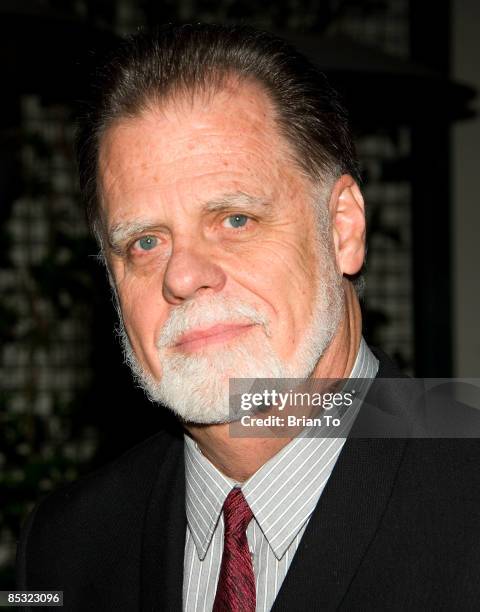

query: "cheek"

left=245, top=235, right=318, bottom=296
left=116, top=277, right=168, bottom=347
left=257, top=241, right=321, bottom=339
left=235, top=247, right=316, bottom=336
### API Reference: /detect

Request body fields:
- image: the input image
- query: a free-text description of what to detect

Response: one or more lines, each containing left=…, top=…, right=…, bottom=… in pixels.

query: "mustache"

left=157, top=296, right=270, bottom=347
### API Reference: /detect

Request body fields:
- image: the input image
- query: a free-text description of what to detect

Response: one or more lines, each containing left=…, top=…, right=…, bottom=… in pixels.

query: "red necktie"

left=213, top=488, right=256, bottom=612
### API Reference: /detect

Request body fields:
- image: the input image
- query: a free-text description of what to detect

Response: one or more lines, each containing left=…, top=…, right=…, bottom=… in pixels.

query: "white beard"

left=116, top=238, right=344, bottom=424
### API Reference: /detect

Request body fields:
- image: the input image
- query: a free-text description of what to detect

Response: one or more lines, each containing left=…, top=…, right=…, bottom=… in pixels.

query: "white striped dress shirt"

left=183, top=338, right=378, bottom=611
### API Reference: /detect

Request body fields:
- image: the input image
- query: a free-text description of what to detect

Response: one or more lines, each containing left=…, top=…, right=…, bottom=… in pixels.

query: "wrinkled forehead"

left=97, top=76, right=300, bottom=184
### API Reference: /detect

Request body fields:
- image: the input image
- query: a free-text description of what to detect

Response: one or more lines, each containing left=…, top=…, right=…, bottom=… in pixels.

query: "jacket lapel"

left=271, top=350, right=409, bottom=611
left=140, top=433, right=186, bottom=612
left=271, top=438, right=407, bottom=611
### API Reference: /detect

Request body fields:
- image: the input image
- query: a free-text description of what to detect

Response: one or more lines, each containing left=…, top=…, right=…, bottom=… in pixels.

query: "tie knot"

left=222, top=488, right=253, bottom=536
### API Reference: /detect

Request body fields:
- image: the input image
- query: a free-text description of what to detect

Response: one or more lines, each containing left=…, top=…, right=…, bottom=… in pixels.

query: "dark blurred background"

left=0, top=0, right=479, bottom=588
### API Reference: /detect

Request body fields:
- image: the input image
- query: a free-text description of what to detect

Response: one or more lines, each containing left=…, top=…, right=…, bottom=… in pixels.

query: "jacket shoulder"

left=17, top=429, right=184, bottom=592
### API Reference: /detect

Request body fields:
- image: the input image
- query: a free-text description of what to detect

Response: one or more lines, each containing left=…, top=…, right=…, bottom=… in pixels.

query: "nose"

left=162, top=236, right=227, bottom=304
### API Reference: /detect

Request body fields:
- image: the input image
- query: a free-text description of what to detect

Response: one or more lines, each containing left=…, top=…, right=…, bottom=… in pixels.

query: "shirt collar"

left=184, top=433, right=235, bottom=560
left=184, top=338, right=378, bottom=561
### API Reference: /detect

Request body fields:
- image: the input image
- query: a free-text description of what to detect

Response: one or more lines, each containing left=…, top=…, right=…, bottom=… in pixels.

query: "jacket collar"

left=140, top=431, right=186, bottom=612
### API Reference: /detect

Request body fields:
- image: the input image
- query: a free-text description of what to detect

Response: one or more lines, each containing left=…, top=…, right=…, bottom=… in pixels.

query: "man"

left=17, top=24, right=480, bottom=611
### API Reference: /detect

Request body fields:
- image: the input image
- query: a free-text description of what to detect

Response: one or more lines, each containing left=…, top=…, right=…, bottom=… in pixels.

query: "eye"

left=135, top=235, right=158, bottom=251
left=222, top=214, right=249, bottom=229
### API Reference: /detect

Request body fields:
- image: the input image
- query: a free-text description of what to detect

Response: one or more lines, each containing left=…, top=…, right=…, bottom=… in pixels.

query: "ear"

left=329, top=174, right=366, bottom=275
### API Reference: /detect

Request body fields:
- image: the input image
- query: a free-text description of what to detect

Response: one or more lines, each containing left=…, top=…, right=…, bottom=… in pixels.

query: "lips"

left=174, top=323, right=256, bottom=351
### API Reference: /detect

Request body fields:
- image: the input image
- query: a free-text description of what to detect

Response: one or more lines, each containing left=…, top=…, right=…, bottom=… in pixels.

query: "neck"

left=184, top=281, right=362, bottom=482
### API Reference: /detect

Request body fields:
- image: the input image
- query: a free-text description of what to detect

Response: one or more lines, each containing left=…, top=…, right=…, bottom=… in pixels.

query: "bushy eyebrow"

left=107, top=220, right=160, bottom=254
left=106, top=191, right=269, bottom=253
left=203, top=191, right=270, bottom=212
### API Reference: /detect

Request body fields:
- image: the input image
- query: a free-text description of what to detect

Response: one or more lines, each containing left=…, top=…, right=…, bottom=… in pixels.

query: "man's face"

left=99, top=80, right=344, bottom=423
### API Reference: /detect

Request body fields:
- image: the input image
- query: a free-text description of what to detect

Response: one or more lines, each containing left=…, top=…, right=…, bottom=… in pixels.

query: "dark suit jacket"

left=16, top=350, right=480, bottom=611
